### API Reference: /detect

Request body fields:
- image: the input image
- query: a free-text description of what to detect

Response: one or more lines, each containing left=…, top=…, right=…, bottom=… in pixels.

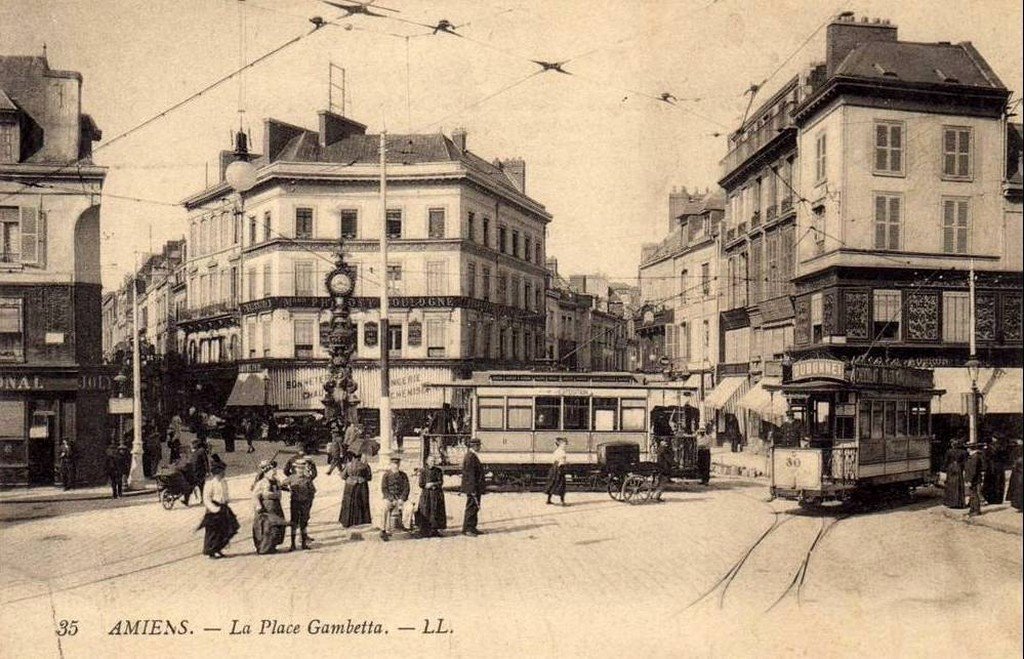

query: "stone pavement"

left=1, top=459, right=1021, bottom=658
left=940, top=503, right=1023, bottom=535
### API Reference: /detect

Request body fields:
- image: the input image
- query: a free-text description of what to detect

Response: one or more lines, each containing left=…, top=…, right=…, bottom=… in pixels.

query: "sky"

left=1, top=0, right=1021, bottom=289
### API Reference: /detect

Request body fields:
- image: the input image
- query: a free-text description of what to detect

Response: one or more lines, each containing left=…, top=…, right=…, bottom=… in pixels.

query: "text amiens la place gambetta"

left=108, top=618, right=384, bottom=635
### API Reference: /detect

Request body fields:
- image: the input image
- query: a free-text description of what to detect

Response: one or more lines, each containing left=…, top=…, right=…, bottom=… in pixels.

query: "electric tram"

left=423, top=371, right=711, bottom=487
left=768, top=359, right=943, bottom=504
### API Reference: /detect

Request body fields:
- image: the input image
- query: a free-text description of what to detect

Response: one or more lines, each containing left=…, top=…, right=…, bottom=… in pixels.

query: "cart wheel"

left=607, top=474, right=625, bottom=501
left=623, top=474, right=647, bottom=504
left=641, top=476, right=657, bottom=503
left=160, top=490, right=175, bottom=510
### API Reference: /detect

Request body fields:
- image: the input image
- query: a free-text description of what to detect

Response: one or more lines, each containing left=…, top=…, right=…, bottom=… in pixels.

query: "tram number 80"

left=785, top=457, right=802, bottom=468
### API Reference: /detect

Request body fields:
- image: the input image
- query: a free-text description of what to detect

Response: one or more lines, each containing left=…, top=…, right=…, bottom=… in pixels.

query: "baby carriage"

left=155, top=464, right=201, bottom=510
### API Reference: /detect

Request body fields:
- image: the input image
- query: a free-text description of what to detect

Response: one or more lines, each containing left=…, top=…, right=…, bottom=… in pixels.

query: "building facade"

left=789, top=14, right=1022, bottom=439
left=637, top=188, right=724, bottom=402
left=0, top=55, right=111, bottom=486
left=544, top=260, right=628, bottom=371
left=178, top=113, right=550, bottom=435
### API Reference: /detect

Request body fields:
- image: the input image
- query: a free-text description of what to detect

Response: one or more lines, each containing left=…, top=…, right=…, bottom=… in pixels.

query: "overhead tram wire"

left=0, top=22, right=328, bottom=205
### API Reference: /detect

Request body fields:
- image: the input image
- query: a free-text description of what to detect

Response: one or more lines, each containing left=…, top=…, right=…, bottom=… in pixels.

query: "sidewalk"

left=0, top=481, right=159, bottom=505
left=710, top=446, right=769, bottom=479
left=940, top=503, right=1023, bottom=536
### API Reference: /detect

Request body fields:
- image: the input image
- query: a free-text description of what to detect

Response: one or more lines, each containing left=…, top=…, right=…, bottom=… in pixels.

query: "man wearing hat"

left=379, top=457, right=410, bottom=541
left=461, top=438, right=486, bottom=536
left=185, top=437, right=210, bottom=505
left=964, top=442, right=986, bottom=516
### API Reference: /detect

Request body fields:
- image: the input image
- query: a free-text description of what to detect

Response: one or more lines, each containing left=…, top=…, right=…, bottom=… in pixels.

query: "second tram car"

left=424, top=371, right=708, bottom=486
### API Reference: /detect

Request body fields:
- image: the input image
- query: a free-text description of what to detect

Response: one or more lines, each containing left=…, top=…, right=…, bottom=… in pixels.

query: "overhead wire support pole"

left=378, top=131, right=392, bottom=463
left=127, top=251, right=144, bottom=488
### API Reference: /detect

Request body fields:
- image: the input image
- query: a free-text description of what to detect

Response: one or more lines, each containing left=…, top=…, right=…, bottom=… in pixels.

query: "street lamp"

left=965, top=357, right=980, bottom=446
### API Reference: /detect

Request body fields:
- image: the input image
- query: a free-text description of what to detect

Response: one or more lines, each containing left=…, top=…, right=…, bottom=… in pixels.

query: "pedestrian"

left=1006, top=443, right=1023, bottom=513
left=282, top=448, right=317, bottom=550
left=338, top=453, right=372, bottom=528
left=343, top=421, right=362, bottom=456
left=105, top=441, right=122, bottom=498
left=186, top=438, right=209, bottom=504
left=416, top=453, right=447, bottom=538
left=544, top=437, right=568, bottom=506
left=379, top=457, right=410, bottom=541
left=942, top=439, right=968, bottom=509
left=222, top=414, right=237, bottom=453
left=695, top=427, right=712, bottom=485
left=461, top=437, right=486, bottom=536
left=58, top=439, right=75, bottom=490
left=197, top=455, right=238, bottom=559
left=652, top=437, right=674, bottom=502
left=964, top=442, right=986, bottom=517
left=982, top=435, right=1007, bottom=505
left=168, top=413, right=183, bottom=463
left=325, top=433, right=345, bottom=475
left=251, top=460, right=287, bottom=555
left=117, top=435, right=131, bottom=488
left=143, top=423, right=161, bottom=478
left=243, top=416, right=257, bottom=453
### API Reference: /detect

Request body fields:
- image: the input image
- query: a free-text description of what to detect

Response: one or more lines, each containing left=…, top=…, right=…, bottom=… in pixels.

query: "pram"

left=155, top=464, right=201, bottom=510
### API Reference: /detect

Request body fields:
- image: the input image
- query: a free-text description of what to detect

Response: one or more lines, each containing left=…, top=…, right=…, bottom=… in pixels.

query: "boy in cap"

left=380, top=456, right=410, bottom=541
left=282, top=447, right=318, bottom=550
left=461, top=438, right=486, bottom=536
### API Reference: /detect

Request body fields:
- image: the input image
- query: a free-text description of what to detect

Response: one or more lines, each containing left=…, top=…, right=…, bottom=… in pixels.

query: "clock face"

left=329, top=271, right=354, bottom=296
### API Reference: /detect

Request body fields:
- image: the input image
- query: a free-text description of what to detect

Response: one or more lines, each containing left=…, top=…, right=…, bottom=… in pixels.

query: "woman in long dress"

left=943, top=440, right=968, bottom=509
left=544, top=437, right=568, bottom=506
left=416, top=455, right=447, bottom=538
left=197, top=457, right=238, bottom=558
left=251, top=460, right=287, bottom=554
left=339, top=454, right=373, bottom=527
left=1007, top=442, right=1023, bottom=512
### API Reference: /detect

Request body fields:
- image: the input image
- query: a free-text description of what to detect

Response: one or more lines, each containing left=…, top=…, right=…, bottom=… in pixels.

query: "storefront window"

left=896, top=400, right=908, bottom=437
left=884, top=400, right=896, bottom=436
left=535, top=396, right=560, bottom=430
left=0, top=297, right=24, bottom=363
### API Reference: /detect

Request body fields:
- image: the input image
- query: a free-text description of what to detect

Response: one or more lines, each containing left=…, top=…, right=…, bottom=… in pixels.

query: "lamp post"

left=126, top=255, right=145, bottom=488
left=966, top=261, right=979, bottom=446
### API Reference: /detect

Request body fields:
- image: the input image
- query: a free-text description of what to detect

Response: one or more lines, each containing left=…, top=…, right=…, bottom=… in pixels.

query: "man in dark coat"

left=58, top=439, right=76, bottom=490
left=774, top=410, right=805, bottom=449
left=1007, top=441, right=1023, bottom=512
left=964, top=443, right=986, bottom=516
left=982, top=436, right=1006, bottom=505
left=942, top=439, right=968, bottom=509
left=105, top=442, right=123, bottom=498
left=461, top=438, right=486, bottom=536
left=185, top=439, right=209, bottom=504
left=379, top=457, right=411, bottom=541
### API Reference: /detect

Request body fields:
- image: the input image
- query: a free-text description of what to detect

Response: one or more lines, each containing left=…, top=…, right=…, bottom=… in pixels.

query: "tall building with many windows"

left=790, top=14, right=1022, bottom=440
left=0, top=55, right=110, bottom=486
left=179, top=113, right=550, bottom=435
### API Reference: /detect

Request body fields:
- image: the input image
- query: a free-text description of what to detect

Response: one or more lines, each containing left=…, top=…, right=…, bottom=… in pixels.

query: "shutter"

left=20, top=207, right=38, bottom=265
left=36, top=209, right=47, bottom=267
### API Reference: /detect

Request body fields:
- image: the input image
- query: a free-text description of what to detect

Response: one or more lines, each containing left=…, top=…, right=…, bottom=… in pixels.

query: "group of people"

left=943, top=435, right=1023, bottom=515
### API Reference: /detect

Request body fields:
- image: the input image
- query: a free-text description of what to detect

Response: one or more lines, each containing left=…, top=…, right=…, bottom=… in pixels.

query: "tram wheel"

left=623, top=474, right=647, bottom=504
left=607, top=474, right=625, bottom=501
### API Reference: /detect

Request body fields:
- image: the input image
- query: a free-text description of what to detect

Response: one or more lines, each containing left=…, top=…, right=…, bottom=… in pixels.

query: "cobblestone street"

left=2, top=457, right=1020, bottom=658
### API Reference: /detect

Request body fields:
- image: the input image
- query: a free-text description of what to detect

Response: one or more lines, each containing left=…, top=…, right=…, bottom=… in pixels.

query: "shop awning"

left=933, top=367, right=1023, bottom=414
left=224, top=374, right=267, bottom=408
left=736, top=378, right=788, bottom=420
left=703, top=376, right=747, bottom=410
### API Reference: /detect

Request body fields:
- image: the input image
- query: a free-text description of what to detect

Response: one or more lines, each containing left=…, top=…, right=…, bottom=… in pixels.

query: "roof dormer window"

left=0, top=119, right=18, bottom=164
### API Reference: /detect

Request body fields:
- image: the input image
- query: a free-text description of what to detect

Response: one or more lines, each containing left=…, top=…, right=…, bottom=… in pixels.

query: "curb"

left=0, top=486, right=160, bottom=505
left=939, top=507, right=1023, bottom=536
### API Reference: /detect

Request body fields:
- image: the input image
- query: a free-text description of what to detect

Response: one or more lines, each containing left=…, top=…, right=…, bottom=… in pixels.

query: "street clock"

left=326, top=267, right=355, bottom=297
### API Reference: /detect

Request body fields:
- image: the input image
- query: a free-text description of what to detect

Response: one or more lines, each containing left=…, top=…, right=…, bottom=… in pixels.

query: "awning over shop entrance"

left=225, top=373, right=267, bottom=408
left=933, top=367, right=1023, bottom=414
left=736, top=377, right=787, bottom=420
left=702, top=376, right=747, bottom=410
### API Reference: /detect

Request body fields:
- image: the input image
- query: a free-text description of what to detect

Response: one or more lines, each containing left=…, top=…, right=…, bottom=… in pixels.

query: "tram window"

left=896, top=401, right=908, bottom=437
left=478, top=397, right=504, bottom=430
left=507, top=397, right=533, bottom=430
left=909, top=402, right=929, bottom=435
left=535, top=396, right=561, bottom=430
left=593, top=397, right=618, bottom=431
left=564, top=396, right=590, bottom=430
left=870, top=401, right=884, bottom=439
left=621, top=399, right=646, bottom=431
left=884, top=401, right=896, bottom=436
left=812, top=400, right=832, bottom=436
left=858, top=402, right=871, bottom=439
left=836, top=402, right=855, bottom=440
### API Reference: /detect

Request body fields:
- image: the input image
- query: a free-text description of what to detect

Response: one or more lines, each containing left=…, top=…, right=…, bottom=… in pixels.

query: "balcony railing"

left=720, top=101, right=795, bottom=176
left=180, top=300, right=237, bottom=321
left=780, top=198, right=794, bottom=214
left=750, top=211, right=761, bottom=228
left=766, top=206, right=777, bottom=222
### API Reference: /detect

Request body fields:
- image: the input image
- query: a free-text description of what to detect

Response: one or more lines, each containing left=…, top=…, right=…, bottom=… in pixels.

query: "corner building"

left=180, top=114, right=550, bottom=435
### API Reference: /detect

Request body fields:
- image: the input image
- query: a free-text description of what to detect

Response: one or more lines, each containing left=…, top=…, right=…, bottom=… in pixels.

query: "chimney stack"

left=452, top=127, right=467, bottom=152
left=497, top=157, right=526, bottom=193
left=825, top=12, right=898, bottom=76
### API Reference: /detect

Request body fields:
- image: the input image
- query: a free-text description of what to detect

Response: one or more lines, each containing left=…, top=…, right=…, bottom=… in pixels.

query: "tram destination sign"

left=850, top=365, right=933, bottom=389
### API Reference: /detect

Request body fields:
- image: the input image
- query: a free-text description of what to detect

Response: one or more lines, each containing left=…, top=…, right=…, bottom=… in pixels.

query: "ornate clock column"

left=322, top=250, right=360, bottom=450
